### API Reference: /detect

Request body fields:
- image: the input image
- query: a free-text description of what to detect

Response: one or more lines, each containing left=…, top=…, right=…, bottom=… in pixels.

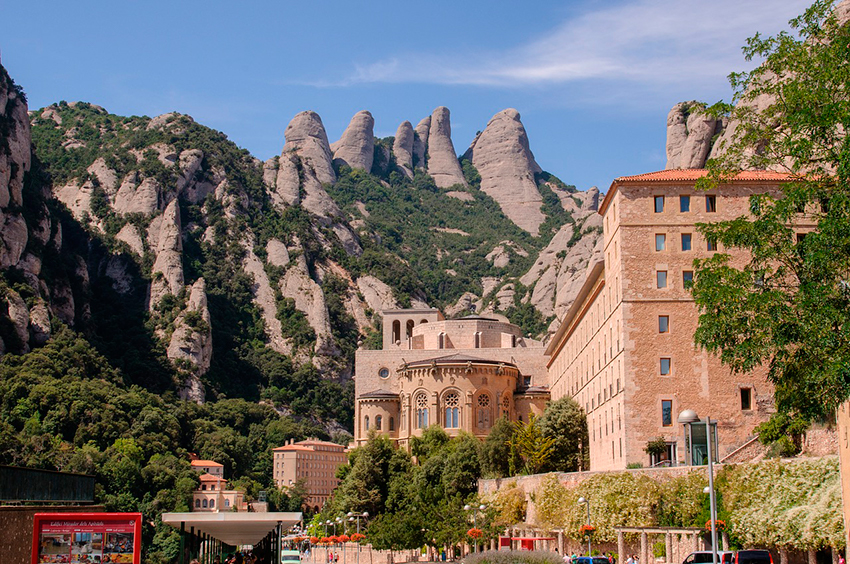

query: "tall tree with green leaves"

left=693, top=0, right=850, bottom=420
left=510, top=414, right=555, bottom=475
left=480, top=417, right=517, bottom=478
left=538, top=397, right=589, bottom=472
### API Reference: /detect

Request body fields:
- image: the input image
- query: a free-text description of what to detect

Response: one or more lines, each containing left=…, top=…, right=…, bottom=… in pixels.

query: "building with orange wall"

left=545, top=169, right=809, bottom=470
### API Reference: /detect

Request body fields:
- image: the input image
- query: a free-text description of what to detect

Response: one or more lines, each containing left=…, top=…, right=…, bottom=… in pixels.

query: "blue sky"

left=3, top=0, right=811, bottom=192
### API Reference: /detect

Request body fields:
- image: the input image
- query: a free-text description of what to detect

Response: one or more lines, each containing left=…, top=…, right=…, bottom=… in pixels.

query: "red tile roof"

left=614, top=169, right=793, bottom=183
left=199, top=473, right=226, bottom=482
left=191, top=460, right=224, bottom=467
left=600, top=169, right=794, bottom=214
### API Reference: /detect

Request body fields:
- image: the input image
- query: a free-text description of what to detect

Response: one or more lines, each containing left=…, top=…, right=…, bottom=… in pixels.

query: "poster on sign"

left=31, top=513, right=142, bottom=564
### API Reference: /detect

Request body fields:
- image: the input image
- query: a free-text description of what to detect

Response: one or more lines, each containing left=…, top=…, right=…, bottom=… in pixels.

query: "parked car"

left=683, top=551, right=735, bottom=564
left=573, top=557, right=612, bottom=564
left=735, top=550, right=773, bottom=564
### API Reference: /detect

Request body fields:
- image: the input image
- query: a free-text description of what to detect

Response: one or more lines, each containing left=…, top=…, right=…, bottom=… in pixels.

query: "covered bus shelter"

left=162, top=512, right=302, bottom=564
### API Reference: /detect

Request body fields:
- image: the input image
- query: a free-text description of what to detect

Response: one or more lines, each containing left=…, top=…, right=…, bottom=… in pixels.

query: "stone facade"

left=546, top=170, right=810, bottom=471
left=192, top=473, right=245, bottom=512
left=272, top=439, right=348, bottom=511
left=354, top=311, right=549, bottom=447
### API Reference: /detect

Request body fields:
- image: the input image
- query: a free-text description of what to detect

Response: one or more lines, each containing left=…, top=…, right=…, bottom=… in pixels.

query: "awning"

left=161, top=512, right=302, bottom=546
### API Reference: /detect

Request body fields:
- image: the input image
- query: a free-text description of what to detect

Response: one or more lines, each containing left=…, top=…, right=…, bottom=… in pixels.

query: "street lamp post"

left=464, top=504, right=487, bottom=554
left=577, top=497, right=591, bottom=556
left=679, top=409, right=718, bottom=564
left=347, top=512, right=369, bottom=564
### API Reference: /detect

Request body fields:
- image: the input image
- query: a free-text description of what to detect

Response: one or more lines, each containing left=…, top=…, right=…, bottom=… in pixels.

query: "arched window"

left=406, top=320, right=415, bottom=338
left=225, top=499, right=230, bottom=507
left=389, top=417, right=395, bottom=431
left=376, top=415, right=382, bottom=430
left=443, top=391, right=460, bottom=428
left=365, top=415, right=370, bottom=431
left=210, top=499, right=215, bottom=509
left=477, top=394, right=492, bottom=429
left=439, top=332, right=446, bottom=349
left=501, top=395, right=511, bottom=418
left=392, top=320, right=401, bottom=343
left=420, top=319, right=428, bottom=325
left=474, top=332, right=481, bottom=349
left=195, top=499, right=201, bottom=508
left=202, top=499, right=208, bottom=508
left=415, top=393, right=429, bottom=429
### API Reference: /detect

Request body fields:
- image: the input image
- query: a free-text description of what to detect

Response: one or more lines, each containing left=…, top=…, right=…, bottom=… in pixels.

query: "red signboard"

left=31, top=513, right=142, bottom=564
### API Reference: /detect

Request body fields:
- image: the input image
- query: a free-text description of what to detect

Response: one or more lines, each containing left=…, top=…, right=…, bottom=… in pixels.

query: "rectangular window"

left=683, top=271, right=694, bottom=288
left=655, top=234, right=666, bottom=251
left=658, top=315, right=669, bottom=333
left=707, top=238, right=717, bottom=251
left=680, top=195, right=690, bottom=212
left=654, top=195, right=664, bottom=213
left=657, top=270, right=668, bottom=288
left=660, top=358, right=671, bottom=375
left=662, top=400, right=673, bottom=426
left=706, top=195, right=717, bottom=212
left=681, top=233, right=692, bottom=251
left=741, top=388, right=753, bottom=410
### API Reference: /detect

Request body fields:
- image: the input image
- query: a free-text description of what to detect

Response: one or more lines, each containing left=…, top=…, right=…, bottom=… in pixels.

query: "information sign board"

left=31, top=513, right=142, bottom=564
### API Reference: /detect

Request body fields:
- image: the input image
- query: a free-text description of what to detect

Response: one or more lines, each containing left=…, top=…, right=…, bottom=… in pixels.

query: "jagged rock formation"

left=665, top=102, right=722, bottom=169
left=242, top=238, right=291, bottom=356
left=464, top=108, right=545, bottom=235
left=356, top=275, right=400, bottom=315
left=331, top=110, right=375, bottom=172
left=280, top=247, right=340, bottom=365
left=521, top=207, right=603, bottom=322
left=412, top=116, right=430, bottom=169
left=168, top=278, right=213, bottom=403
left=266, top=111, right=340, bottom=217
left=392, top=121, right=414, bottom=177
left=426, top=107, right=466, bottom=188
left=149, top=200, right=184, bottom=308
left=264, top=112, right=362, bottom=256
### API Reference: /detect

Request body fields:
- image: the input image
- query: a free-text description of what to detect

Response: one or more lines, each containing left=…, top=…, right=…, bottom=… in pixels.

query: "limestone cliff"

left=392, top=121, right=414, bottom=177
left=463, top=108, right=545, bottom=235
left=665, top=101, right=723, bottom=170
left=331, top=110, right=375, bottom=172
left=426, top=107, right=467, bottom=188
left=167, top=278, right=213, bottom=403
left=149, top=200, right=184, bottom=309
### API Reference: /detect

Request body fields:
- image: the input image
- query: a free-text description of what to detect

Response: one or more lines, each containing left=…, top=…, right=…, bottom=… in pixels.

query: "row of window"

left=659, top=389, right=753, bottom=426
left=656, top=270, right=694, bottom=289
left=655, top=194, right=716, bottom=214
left=364, top=414, right=395, bottom=432
left=654, top=233, right=716, bottom=252
left=194, top=498, right=231, bottom=509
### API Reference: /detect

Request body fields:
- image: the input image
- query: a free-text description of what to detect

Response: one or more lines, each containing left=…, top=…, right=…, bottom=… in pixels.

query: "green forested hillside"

left=0, top=63, right=593, bottom=562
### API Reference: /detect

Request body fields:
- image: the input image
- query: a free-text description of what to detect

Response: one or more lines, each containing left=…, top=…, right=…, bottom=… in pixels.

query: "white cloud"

left=339, top=0, right=811, bottom=89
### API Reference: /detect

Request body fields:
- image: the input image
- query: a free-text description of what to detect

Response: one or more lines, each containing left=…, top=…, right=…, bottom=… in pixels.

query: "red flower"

left=350, top=533, right=365, bottom=542
left=705, top=520, right=726, bottom=532
left=579, top=525, right=596, bottom=536
left=338, top=535, right=351, bottom=543
left=467, top=528, right=483, bottom=539
left=310, top=537, right=319, bottom=544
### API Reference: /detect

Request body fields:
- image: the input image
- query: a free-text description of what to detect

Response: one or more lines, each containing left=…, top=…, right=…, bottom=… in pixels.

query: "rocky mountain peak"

left=665, top=101, right=722, bottom=169
left=283, top=111, right=336, bottom=185
left=412, top=116, right=431, bottom=170
left=331, top=110, right=375, bottom=172
left=463, top=108, right=545, bottom=235
left=392, top=121, right=414, bottom=177
left=426, top=107, right=467, bottom=188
